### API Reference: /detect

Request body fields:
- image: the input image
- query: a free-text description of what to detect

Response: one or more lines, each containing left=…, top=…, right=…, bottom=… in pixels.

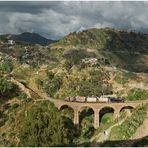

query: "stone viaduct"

left=51, top=100, right=148, bottom=129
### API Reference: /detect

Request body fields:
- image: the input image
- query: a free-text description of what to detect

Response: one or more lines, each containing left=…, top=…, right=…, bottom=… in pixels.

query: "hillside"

left=51, top=28, right=148, bottom=72
left=0, top=28, right=148, bottom=147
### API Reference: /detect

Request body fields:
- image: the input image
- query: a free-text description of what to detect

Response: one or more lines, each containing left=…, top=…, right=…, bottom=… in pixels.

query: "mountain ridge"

left=0, top=32, right=55, bottom=46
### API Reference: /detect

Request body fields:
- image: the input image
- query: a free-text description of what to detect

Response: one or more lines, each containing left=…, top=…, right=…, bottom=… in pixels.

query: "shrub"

left=10, top=103, right=19, bottom=110
left=55, top=69, right=112, bottom=99
left=133, top=136, right=148, bottom=146
left=109, top=104, right=147, bottom=140
left=19, top=102, right=76, bottom=147
left=114, top=73, right=128, bottom=85
left=0, top=111, right=8, bottom=127
left=18, top=92, right=28, bottom=100
left=0, top=77, right=17, bottom=97
left=42, top=74, right=63, bottom=97
left=127, top=89, right=148, bottom=101
left=63, top=49, right=96, bottom=70
left=0, top=60, right=13, bottom=73
left=101, top=113, right=113, bottom=124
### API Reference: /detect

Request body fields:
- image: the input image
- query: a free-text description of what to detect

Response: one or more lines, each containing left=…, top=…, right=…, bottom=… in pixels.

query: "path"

left=10, top=77, right=31, bottom=98
left=91, top=110, right=131, bottom=146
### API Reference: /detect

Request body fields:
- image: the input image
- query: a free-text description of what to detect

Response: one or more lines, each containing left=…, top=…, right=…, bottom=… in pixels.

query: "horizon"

left=1, top=27, right=148, bottom=40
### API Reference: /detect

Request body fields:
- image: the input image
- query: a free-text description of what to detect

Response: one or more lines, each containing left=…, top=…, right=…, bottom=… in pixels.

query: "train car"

left=109, top=97, right=124, bottom=103
left=75, top=96, right=86, bottom=102
left=86, top=97, right=97, bottom=102
left=64, top=96, right=76, bottom=102
left=64, top=97, right=70, bottom=101
left=68, top=96, right=76, bottom=102
left=98, top=97, right=109, bottom=103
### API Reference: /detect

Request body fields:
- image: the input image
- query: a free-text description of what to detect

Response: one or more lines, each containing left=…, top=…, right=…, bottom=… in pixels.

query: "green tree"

left=0, top=77, right=16, bottom=97
left=19, top=102, right=75, bottom=147
left=0, top=60, right=13, bottom=73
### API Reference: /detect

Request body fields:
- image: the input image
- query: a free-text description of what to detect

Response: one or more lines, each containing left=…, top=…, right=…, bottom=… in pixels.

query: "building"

left=8, top=40, right=15, bottom=45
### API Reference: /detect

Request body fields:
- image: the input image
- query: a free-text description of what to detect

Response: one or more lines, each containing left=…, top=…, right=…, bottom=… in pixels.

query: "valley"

left=0, top=28, right=148, bottom=147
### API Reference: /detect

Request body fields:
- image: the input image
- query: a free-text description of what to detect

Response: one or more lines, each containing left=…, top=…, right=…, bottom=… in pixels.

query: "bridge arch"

left=59, top=104, right=75, bottom=110
left=120, top=105, right=134, bottom=112
left=79, top=105, right=95, bottom=113
left=59, top=104, right=75, bottom=120
left=99, top=105, right=116, bottom=112
left=79, top=106, right=94, bottom=128
left=99, top=106, right=115, bottom=124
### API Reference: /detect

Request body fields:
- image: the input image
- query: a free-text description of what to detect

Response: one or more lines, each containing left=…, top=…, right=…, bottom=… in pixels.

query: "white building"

left=8, top=40, right=15, bottom=45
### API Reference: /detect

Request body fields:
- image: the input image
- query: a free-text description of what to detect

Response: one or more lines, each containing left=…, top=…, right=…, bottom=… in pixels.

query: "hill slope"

left=0, top=27, right=148, bottom=147
left=51, top=28, right=148, bottom=72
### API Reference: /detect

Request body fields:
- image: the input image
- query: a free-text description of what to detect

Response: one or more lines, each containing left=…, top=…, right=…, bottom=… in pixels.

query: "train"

left=64, top=95, right=125, bottom=103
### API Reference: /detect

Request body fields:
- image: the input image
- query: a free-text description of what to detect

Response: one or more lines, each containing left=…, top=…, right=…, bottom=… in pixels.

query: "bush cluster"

left=109, top=104, right=147, bottom=140
left=127, top=89, right=148, bottom=101
left=0, top=77, right=17, bottom=97
left=19, top=101, right=76, bottom=147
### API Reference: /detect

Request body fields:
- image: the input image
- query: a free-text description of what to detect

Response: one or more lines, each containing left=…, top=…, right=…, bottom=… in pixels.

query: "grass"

left=127, top=88, right=148, bottom=101
left=109, top=103, right=147, bottom=140
left=114, top=73, right=129, bottom=85
left=101, top=113, right=113, bottom=124
left=94, top=110, right=126, bottom=138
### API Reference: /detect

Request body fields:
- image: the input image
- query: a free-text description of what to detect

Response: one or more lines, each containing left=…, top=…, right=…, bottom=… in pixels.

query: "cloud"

left=0, top=1, right=148, bottom=39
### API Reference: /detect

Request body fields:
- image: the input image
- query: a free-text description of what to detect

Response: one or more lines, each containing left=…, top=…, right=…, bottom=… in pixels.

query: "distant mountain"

left=0, top=32, right=55, bottom=46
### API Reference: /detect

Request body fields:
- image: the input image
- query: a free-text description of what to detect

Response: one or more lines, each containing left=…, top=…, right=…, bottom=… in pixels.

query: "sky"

left=0, top=1, right=148, bottom=39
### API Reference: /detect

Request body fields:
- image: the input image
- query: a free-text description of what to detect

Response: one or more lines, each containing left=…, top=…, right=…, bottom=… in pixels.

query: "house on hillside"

left=82, top=58, right=98, bottom=66
left=8, top=40, right=15, bottom=45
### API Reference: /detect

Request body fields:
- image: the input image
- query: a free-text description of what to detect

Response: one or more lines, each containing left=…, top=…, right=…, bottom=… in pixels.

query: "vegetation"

left=54, top=68, right=112, bottom=99
left=114, top=73, right=129, bottom=85
left=133, top=136, right=148, bottom=147
left=19, top=101, right=76, bottom=147
left=101, top=113, right=114, bottom=124
left=0, top=111, right=8, bottom=127
left=127, top=89, right=148, bottom=101
left=0, top=60, right=13, bottom=73
left=60, top=106, right=74, bottom=120
left=109, top=104, right=147, bottom=140
left=55, top=28, right=148, bottom=52
left=53, top=28, right=148, bottom=72
left=0, top=77, right=17, bottom=98
left=0, top=28, right=148, bottom=147
left=75, top=108, right=95, bottom=145
left=63, top=49, right=96, bottom=70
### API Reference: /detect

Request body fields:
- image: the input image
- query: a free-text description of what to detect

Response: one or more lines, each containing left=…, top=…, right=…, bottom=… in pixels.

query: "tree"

left=0, top=77, right=16, bottom=97
left=19, top=102, right=75, bottom=147
left=0, top=60, right=13, bottom=73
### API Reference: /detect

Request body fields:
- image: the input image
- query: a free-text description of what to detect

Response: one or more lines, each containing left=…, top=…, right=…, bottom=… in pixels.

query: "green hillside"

left=0, top=28, right=148, bottom=147
left=51, top=28, right=148, bottom=72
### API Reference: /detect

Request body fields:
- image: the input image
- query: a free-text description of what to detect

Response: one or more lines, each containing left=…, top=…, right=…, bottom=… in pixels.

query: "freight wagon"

left=64, top=95, right=124, bottom=103
left=86, top=97, right=97, bottom=102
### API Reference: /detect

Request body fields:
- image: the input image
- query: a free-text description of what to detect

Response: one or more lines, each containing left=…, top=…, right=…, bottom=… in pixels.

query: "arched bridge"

left=52, top=99, right=148, bottom=129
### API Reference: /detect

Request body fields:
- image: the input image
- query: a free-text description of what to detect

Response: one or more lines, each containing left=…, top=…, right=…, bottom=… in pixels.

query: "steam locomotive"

left=64, top=95, right=124, bottom=103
